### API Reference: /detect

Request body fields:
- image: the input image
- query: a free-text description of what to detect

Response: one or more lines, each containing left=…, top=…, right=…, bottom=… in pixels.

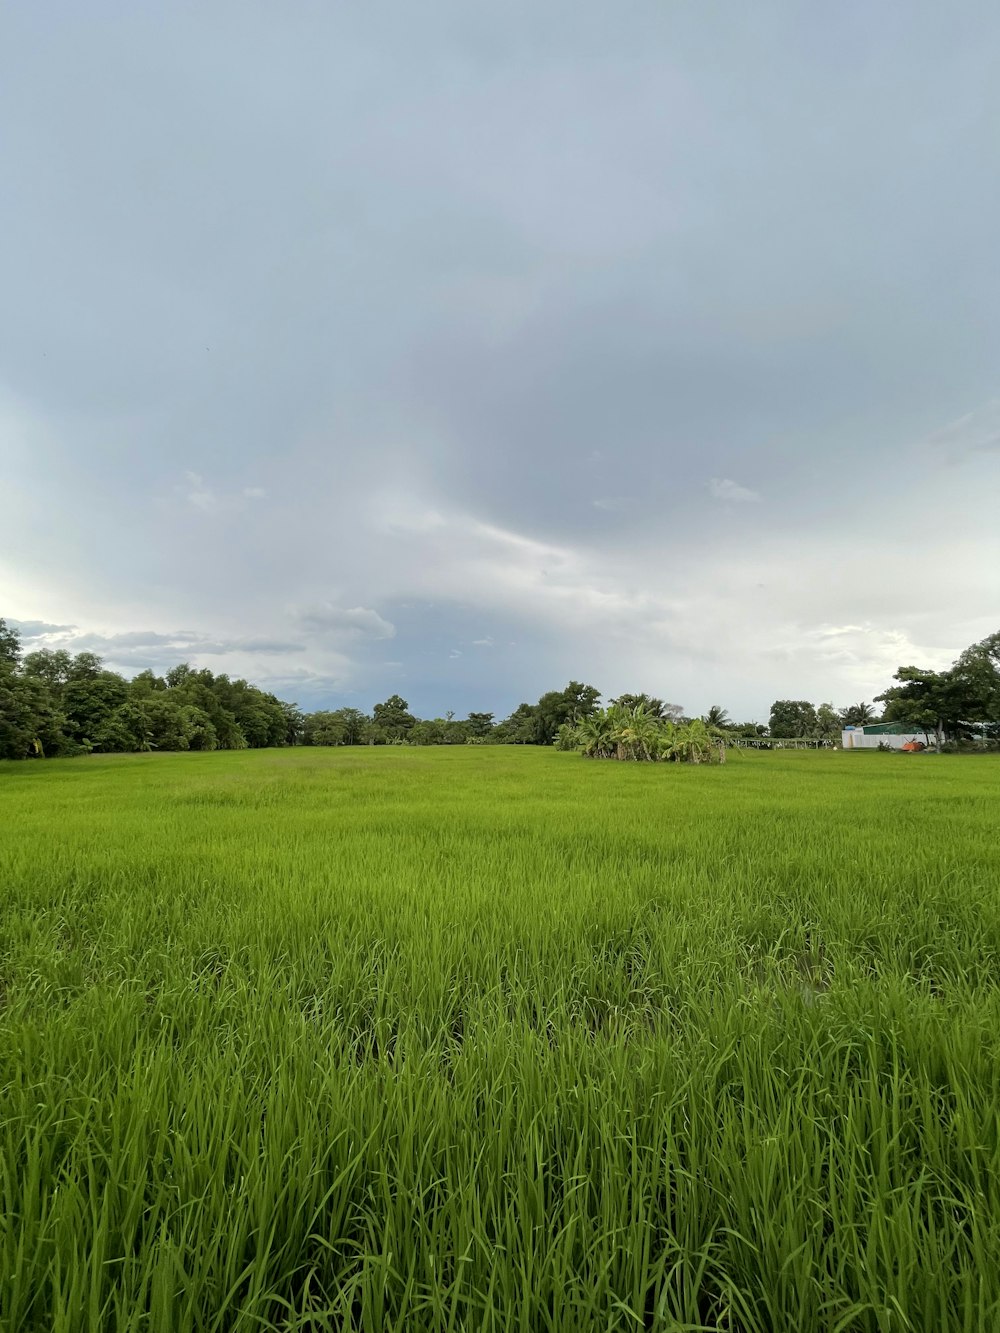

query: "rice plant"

left=1, top=746, right=998, bottom=1331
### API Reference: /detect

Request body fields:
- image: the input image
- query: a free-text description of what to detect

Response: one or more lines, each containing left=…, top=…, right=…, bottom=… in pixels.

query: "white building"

left=841, top=723, right=928, bottom=750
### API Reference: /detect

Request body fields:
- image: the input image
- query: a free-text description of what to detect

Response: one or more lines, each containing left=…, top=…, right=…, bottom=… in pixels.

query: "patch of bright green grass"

left=1, top=747, right=999, bottom=1330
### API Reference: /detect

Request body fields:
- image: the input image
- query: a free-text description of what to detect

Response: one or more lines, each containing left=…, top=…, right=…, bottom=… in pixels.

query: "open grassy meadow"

left=2, top=746, right=999, bottom=1332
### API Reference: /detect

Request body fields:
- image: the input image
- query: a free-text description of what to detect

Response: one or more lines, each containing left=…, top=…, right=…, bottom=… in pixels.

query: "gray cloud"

left=10, top=620, right=76, bottom=639
left=197, top=638, right=305, bottom=655
left=708, top=479, right=761, bottom=504
left=929, top=401, right=1000, bottom=462
left=293, top=605, right=397, bottom=641
left=3, top=2, right=999, bottom=719
left=179, top=473, right=268, bottom=514
left=10, top=624, right=305, bottom=670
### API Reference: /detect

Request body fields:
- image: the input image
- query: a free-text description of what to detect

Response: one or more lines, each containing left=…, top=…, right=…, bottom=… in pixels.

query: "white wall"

left=841, top=731, right=928, bottom=750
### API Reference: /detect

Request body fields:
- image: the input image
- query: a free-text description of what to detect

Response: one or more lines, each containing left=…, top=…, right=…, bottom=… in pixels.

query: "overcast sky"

left=3, top=2, right=999, bottom=721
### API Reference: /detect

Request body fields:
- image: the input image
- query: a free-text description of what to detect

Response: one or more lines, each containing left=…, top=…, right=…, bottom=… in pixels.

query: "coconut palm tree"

left=609, top=692, right=666, bottom=721
left=702, top=705, right=731, bottom=730
left=840, top=702, right=877, bottom=726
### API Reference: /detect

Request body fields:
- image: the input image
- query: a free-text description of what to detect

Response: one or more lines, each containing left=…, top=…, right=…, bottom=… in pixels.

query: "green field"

left=2, top=747, right=999, bottom=1332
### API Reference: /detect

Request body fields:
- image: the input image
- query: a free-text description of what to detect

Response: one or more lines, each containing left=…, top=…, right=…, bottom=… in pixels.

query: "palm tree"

left=702, top=705, right=731, bottom=731
left=575, top=706, right=727, bottom=764
left=610, top=692, right=666, bottom=721
left=840, top=702, right=877, bottom=727
left=664, top=718, right=726, bottom=764
left=577, top=711, right=616, bottom=759
left=616, top=705, right=661, bottom=761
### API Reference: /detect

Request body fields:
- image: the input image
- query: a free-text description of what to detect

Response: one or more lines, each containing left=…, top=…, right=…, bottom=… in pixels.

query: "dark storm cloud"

left=3, top=1, right=999, bottom=718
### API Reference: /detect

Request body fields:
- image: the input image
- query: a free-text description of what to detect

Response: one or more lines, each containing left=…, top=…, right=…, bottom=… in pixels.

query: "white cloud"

left=472, top=637, right=495, bottom=647
left=708, top=477, right=761, bottom=504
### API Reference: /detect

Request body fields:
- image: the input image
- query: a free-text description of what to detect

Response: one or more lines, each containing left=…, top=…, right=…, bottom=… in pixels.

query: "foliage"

left=768, top=699, right=818, bottom=738
left=2, top=746, right=1000, bottom=1330
left=0, top=619, right=291, bottom=759
left=728, top=720, right=768, bottom=738
left=494, top=702, right=538, bottom=745
left=7, top=611, right=1000, bottom=764
left=701, top=704, right=731, bottom=729
left=494, top=682, right=601, bottom=745
left=839, top=701, right=877, bottom=726
left=465, top=711, right=495, bottom=738
left=814, top=702, right=842, bottom=741
left=872, top=631, right=1000, bottom=750
left=532, top=681, right=601, bottom=744
left=568, top=704, right=725, bottom=763
left=371, top=693, right=416, bottom=742
left=609, top=692, right=682, bottom=722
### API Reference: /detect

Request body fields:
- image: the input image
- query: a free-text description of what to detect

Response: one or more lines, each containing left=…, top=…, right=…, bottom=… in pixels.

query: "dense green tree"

left=301, top=707, right=374, bottom=746
left=371, top=694, right=416, bottom=742
left=495, top=703, right=538, bottom=744
left=21, top=649, right=72, bottom=688
left=533, top=681, right=601, bottom=744
left=874, top=630, right=1000, bottom=749
left=302, top=711, right=348, bottom=746
left=134, top=696, right=216, bottom=751
left=465, top=711, right=495, bottom=738
left=63, top=669, right=129, bottom=748
left=0, top=620, right=26, bottom=757
left=0, top=623, right=306, bottom=758
left=0, top=622, right=65, bottom=758
left=337, top=708, right=373, bottom=746
left=0, top=619, right=21, bottom=669
left=129, top=669, right=167, bottom=695
left=410, top=719, right=447, bottom=745
left=952, top=633, right=1000, bottom=722
left=93, top=700, right=154, bottom=753
left=876, top=667, right=972, bottom=750
left=165, top=663, right=195, bottom=689
left=814, top=702, right=842, bottom=742
left=278, top=702, right=305, bottom=746
left=729, top=721, right=767, bottom=738
left=768, top=700, right=817, bottom=738
left=0, top=692, right=26, bottom=758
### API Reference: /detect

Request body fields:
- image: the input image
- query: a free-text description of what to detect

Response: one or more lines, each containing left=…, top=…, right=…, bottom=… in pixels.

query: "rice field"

left=1, top=746, right=999, bottom=1332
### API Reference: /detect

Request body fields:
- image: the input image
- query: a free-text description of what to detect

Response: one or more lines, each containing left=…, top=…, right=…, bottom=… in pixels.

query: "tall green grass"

left=1, top=747, right=999, bottom=1331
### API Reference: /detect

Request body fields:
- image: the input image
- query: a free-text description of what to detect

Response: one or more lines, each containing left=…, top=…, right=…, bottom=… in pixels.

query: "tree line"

left=1, top=617, right=998, bottom=761
left=761, top=631, right=1000, bottom=748
left=0, top=622, right=301, bottom=759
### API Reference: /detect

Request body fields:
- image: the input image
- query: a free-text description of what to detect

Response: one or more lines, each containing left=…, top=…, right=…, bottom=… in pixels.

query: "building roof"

left=859, top=722, right=922, bottom=735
